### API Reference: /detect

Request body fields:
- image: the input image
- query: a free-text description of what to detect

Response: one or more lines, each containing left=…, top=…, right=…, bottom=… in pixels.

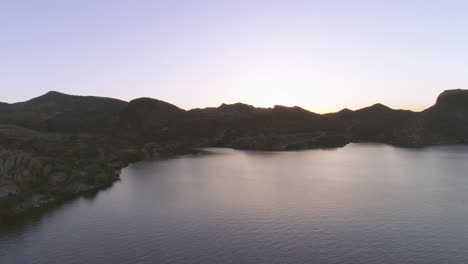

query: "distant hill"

left=3, top=89, right=468, bottom=146
left=0, top=91, right=127, bottom=131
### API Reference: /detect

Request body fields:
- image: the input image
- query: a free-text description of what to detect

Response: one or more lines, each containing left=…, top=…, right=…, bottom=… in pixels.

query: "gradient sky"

left=2, top=0, right=468, bottom=113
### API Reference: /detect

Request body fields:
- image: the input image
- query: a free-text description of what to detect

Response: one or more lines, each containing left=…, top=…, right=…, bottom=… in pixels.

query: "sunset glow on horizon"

left=2, top=0, right=468, bottom=113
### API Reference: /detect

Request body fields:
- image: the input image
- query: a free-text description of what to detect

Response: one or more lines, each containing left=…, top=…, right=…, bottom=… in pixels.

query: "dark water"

left=2, top=144, right=468, bottom=264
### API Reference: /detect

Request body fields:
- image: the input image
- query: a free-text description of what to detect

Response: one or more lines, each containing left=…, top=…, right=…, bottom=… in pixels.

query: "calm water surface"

left=2, top=144, right=468, bottom=264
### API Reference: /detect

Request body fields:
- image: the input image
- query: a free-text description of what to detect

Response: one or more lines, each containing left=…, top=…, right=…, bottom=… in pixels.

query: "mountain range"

left=1, top=89, right=468, bottom=221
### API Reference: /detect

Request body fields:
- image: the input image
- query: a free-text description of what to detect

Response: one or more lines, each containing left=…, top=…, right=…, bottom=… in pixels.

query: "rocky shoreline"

left=0, top=125, right=196, bottom=223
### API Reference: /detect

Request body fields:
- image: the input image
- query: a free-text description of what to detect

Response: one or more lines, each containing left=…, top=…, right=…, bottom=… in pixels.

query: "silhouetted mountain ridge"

left=0, top=91, right=127, bottom=131
left=434, top=89, right=468, bottom=110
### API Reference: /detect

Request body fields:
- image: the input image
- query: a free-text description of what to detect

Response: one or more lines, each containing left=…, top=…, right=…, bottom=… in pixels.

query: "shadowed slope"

left=0, top=91, right=128, bottom=132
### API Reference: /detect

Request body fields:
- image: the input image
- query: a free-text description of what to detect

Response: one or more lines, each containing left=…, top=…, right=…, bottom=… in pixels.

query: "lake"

left=2, top=143, right=468, bottom=264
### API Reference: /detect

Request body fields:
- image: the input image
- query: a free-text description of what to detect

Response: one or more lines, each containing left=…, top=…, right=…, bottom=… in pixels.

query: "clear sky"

left=1, top=0, right=468, bottom=113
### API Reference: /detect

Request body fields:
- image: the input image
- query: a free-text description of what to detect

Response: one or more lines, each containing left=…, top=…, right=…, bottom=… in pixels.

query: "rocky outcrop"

left=0, top=149, right=107, bottom=212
